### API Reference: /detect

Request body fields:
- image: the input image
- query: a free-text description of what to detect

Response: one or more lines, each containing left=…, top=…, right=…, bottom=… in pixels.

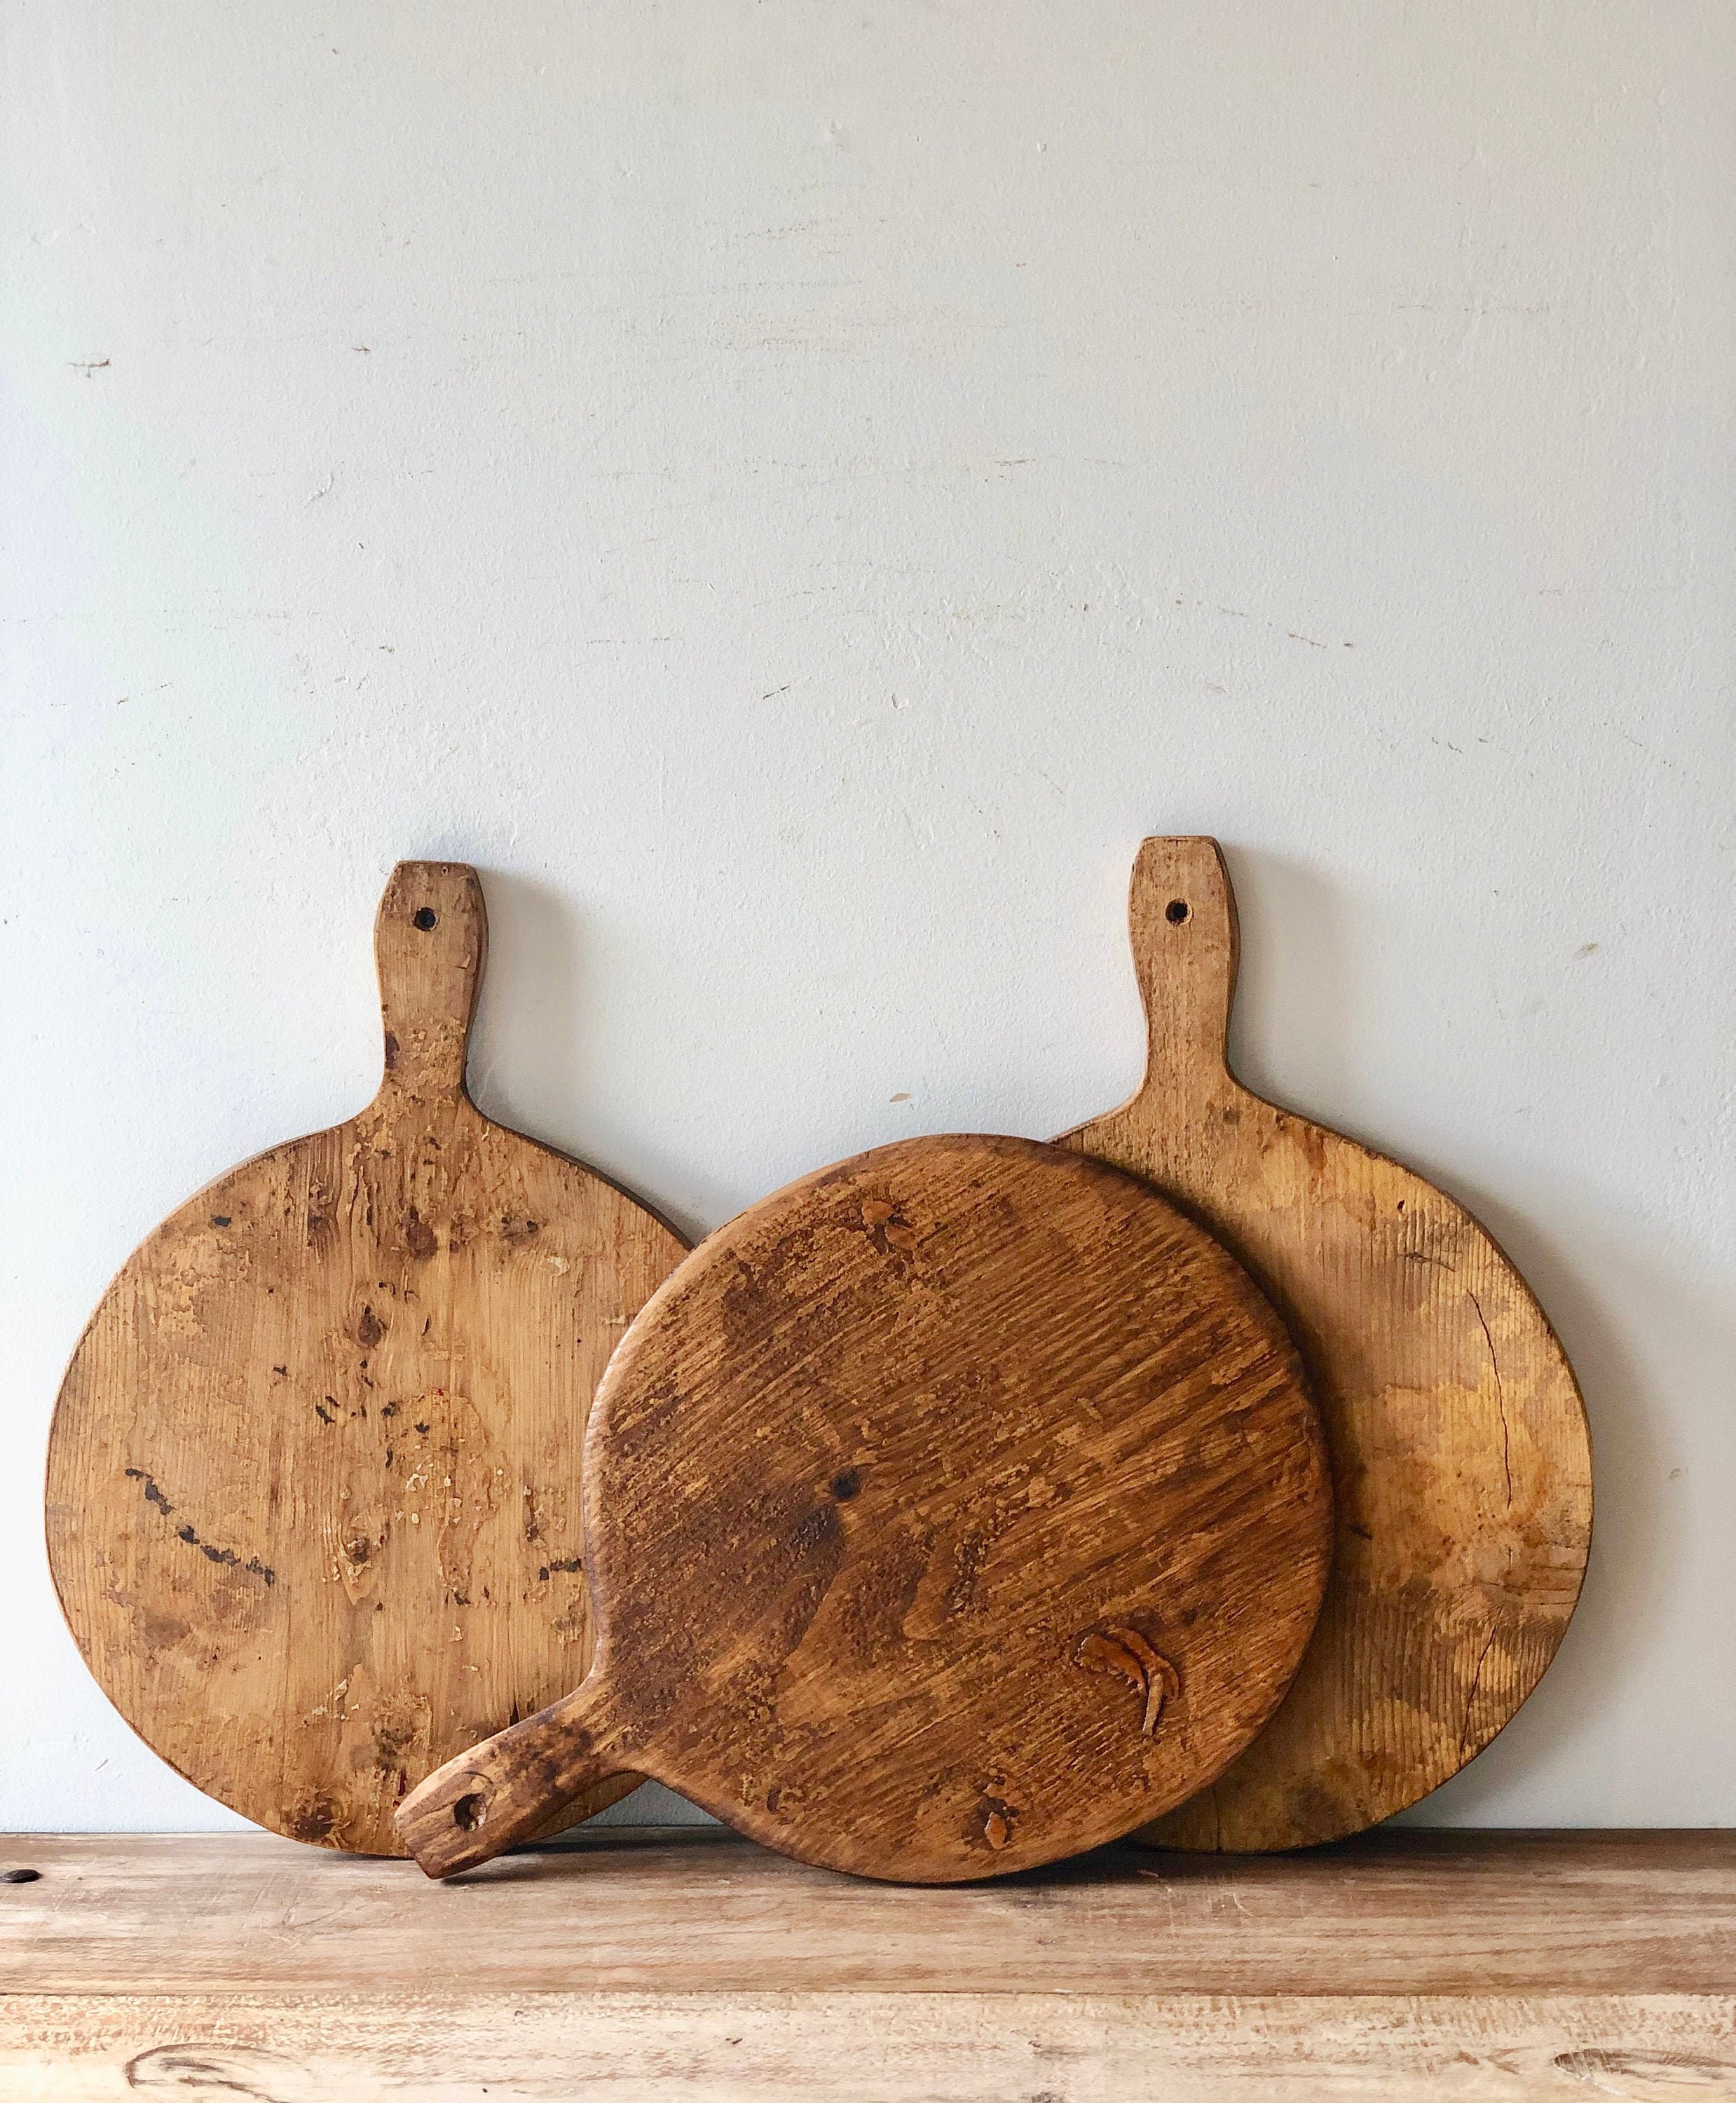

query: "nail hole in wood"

left=1166, top=899, right=1189, bottom=924
left=414, top=907, right=438, bottom=931
left=453, top=1792, right=487, bottom=1832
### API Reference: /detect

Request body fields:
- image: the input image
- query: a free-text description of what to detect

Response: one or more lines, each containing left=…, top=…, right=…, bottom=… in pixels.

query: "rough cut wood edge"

left=1061, top=838, right=1594, bottom=1853
left=5, top=1831, right=1732, bottom=1999
left=6, top=1992, right=1735, bottom=2102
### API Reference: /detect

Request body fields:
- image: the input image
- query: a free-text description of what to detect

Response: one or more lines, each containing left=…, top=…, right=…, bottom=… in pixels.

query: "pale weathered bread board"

left=46, top=862, right=687, bottom=1853
left=1061, top=837, right=1593, bottom=1851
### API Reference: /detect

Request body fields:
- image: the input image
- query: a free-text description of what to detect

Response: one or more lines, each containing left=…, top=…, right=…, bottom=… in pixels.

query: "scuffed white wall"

left=3, top=1, right=1731, bottom=1832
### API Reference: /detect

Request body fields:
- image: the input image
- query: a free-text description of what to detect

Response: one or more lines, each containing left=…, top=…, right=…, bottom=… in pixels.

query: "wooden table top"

left=4, top=1825, right=1732, bottom=1996
left=6, top=1829, right=1734, bottom=2099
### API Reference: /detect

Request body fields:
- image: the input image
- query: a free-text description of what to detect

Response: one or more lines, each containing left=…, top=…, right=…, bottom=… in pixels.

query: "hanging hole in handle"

left=414, top=907, right=438, bottom=931
left=1166, top=899, right=1189, bottom=925
left=453, top=1792, right=487, bottom=1832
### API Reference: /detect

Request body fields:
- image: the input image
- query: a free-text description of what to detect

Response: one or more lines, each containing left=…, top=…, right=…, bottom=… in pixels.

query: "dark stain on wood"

left=123, top=1468, right=172, bottom=1516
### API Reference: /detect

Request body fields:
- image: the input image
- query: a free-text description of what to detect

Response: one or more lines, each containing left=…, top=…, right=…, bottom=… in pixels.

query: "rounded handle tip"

left=397, top=1758, right=507, bottom=1879
left=373, top=862, right=488, bottom=1101
left=395, top=1682, right=631, bottom=1879
left=1125, top=836, right=1239, bottom=1084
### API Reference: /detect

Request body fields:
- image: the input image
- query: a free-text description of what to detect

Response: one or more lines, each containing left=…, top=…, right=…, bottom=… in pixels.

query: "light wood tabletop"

left=2, top=1827, right=1732, bottom=2098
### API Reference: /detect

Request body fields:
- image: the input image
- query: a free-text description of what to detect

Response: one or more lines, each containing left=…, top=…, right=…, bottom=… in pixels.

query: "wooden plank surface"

left=7, top=1991, right=1736, bottom=2100
left=2, top=1830, right=1732, bottom=1998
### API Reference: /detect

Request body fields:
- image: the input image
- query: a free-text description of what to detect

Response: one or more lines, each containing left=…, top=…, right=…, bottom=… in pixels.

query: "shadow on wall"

left=1221, top=846, right=1364, bottom=1118
left=449, top=868, right=719, bottom=1830
left=457, top=869, right=706, bottom=1247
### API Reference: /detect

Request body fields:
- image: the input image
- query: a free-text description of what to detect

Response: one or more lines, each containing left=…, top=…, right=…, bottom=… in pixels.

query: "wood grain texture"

left=45, top=863, right=688, bottom=1855
left=4, top=1832, right=1734, bottom=2099
left=399, top=1134, right=1333, bottom=1882
left=9, top=1993, right=1735, bottom=2100
left=1061, top=838, right=1594, bottom=1852
left=5, top=1830, right=1732, bottom=1996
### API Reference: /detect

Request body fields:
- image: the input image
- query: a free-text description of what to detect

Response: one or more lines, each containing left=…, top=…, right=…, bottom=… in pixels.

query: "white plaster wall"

left=3, top=1, right=1731, bottom=1833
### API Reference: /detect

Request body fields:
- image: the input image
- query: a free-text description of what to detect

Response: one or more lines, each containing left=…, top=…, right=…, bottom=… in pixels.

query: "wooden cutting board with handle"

left=1060, top=838, right=1593, bottom=1851
left=46, top=862, right=688, bottom=1854
left=398, top=1133, right=1334, bottom=1883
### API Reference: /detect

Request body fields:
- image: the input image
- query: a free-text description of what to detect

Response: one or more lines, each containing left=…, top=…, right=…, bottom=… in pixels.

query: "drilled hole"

left=1166, top=899, right=1189, bottom=925
left=453, top=1792, right=487, bottom=1832
left=414, top=907, right=438, bottom=931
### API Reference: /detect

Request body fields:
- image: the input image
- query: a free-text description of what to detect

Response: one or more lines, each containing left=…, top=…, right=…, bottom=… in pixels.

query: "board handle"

left=396, top=1677, right=635, bottom=1879
left=1123, top=837, right=1241, bottom=1098
left=374, top=862, right=488, bottom=1101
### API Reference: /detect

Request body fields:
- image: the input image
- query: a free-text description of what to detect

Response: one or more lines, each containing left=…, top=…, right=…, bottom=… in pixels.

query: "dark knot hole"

left=453, top=1792, right=487, bottom=1832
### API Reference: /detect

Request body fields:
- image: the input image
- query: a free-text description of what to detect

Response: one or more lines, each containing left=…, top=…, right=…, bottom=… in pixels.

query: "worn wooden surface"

left=11, top=1992, right=1736, bottom=2100
left=5, top=1829, right=1732, bottom=1996
left=1062, top=839, right=1594, bottom=1853
left=46, top=863, right=687, bottom=1856
left=2, top=1832, right=1732, bottom=2099
left=401, top=1135, right=1333, bottom=1882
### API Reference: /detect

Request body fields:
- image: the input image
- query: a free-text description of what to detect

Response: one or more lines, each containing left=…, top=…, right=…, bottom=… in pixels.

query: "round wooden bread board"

left=46, top=862, right=688, bottom=1854
left=399, top=1133, right=1334, bottom=1884
left=1061, top=838, right=1593, bottom=1851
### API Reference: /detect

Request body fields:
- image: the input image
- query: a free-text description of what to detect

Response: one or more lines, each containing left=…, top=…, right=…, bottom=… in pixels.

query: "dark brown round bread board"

left=1061, top=837, right=1593, bottom=1851
left=398, top=1133, right=1333, bottom=1883
left=46, top=862, right=688, bottom=1853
